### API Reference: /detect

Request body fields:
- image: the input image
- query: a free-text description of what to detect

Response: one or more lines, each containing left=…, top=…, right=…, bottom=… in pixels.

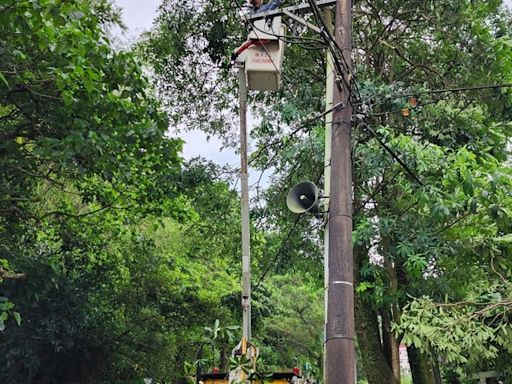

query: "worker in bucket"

left=249, top=0, right=285, bottom=13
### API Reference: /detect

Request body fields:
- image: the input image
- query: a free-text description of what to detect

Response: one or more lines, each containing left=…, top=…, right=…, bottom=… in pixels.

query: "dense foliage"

left=1, top=0, right=511, bottom=383
left=0, top=1, right=193, bottom=382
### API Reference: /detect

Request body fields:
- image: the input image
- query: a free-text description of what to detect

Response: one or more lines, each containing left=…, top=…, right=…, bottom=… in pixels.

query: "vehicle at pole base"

left=196, top=338, right=305, bottom=383
left=198, top=371, right=301, bottom=384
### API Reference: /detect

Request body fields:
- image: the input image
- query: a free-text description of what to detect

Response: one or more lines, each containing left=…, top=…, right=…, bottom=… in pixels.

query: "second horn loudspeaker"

left=286, top=181, right=320, bottom=214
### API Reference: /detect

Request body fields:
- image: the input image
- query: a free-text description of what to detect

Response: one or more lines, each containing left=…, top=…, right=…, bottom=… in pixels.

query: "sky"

left=112, top=0, right=239, bottom=167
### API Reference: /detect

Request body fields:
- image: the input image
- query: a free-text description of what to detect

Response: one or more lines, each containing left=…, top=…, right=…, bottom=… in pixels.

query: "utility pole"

left=238, top=65, right=251, bottom=343
left=325, top=0, right=354, bottom=383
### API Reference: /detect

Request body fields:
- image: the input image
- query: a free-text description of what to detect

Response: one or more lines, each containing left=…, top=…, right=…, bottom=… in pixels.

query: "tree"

left=145, top=1, right=512, bottom=383
left=351, top=1, right=512, bottom=381
left=0, top=0, right=189, bottom=382
left=258, top=274, right=323, bottom=374
left=0, top=0, right=185, bottom=224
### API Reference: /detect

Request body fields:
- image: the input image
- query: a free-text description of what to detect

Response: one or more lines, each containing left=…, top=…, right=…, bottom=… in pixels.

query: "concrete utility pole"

left=239, top=65, right=252, bottom=342
left=325, top=0, right=355, bottom=383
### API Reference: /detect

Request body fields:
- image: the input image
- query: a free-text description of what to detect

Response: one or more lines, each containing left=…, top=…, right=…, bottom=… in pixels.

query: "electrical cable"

left=273, top=16, right=327, bottom=49
left=254, top=174, right=325, bottom=288
left=249, top=100, right=344, bottom=165
left=354, top=87, right=512, bottom=191
left=232, top=0, right=329, bottom=63
left=303, top=1, right=424, bottom=191
left=309, top=3, right=351, bottom=92
left=231, top=2, right=512, bottom=286
left=358, top=122, right=424, bottom=186
left=358, top=83, right=512, bottom=109
left=240, top=8, right=326, bottom=46
left=235, top=1, right=506, bottom=199
left=306, top=0, right=365, bottom=110
left=253, top=214, right=302, bottom=290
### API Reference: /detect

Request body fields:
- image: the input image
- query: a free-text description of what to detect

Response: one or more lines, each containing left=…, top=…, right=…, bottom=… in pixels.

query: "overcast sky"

left=113, top=0, right=512, bottom=165
left=112, top=0, right=239, bottom=167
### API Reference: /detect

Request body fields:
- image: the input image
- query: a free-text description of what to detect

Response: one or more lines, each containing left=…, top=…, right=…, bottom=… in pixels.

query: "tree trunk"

left=381, top=308, right=401, bottom=382
left=355, top=295, right=399, bottom=384
left=433, top=358, right=442, bottom=384
left=381, top=236, right=401, bottom=382
left=220, top=344, right=227, bottom=372
left=354, top=241, right=398, bottom=384
left=407, top=345, right=436, bottom=384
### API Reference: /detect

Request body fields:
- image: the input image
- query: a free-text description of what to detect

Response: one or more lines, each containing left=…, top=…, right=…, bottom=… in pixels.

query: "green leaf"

left=13, top=312, right=21, bottom=326
left=0, top=72, right=9, bottom=87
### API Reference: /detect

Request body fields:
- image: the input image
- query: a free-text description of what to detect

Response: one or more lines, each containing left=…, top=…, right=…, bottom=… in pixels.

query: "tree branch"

left=0, top=267, right=25, bottom=280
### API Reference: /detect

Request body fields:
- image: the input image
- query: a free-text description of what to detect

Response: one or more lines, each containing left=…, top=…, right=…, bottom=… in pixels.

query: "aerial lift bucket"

left=245, top=17, right=286, bottom=91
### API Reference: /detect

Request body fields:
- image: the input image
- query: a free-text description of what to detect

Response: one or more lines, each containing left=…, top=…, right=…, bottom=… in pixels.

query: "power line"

left=307, top=0, right=351, bottom=92
left=359, top=82, right=512, bottom=108
left=367, top=89, right=512, bottom=117
left=230, top=2, right=512, bottom=289
left=358, top=122, right=424, bottom=186
left=233, top=1, right=423, bottom=209
left=253, top=214, right=301, bottom=290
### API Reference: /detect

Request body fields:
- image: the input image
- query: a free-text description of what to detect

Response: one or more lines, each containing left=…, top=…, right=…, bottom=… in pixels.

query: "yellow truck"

left=198, top=371, right=299, bottom=384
